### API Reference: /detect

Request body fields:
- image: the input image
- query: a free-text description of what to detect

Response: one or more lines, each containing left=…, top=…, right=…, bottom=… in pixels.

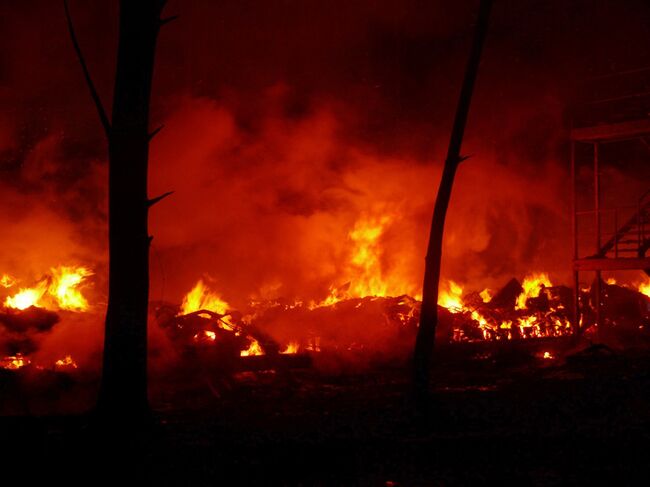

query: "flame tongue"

left=516, top=272, right=552, bottom=310
left=5, top=281, right=48, bottom=310
left=3, top=265, right=92, bottom=311
left=179, top=279, right=230, bottom=316
left=49, top=266, right=93, bottom=311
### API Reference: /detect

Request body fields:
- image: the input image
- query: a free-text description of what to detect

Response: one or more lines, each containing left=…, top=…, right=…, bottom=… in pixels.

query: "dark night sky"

left=1, top=0, right=650, bottom=306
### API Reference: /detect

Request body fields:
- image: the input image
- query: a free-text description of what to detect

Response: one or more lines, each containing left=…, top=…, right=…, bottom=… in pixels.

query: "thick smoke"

left=1, top=0, right=650, bottom=366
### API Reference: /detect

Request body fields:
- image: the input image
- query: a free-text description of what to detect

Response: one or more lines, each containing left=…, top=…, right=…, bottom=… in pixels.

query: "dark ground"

left=2, top=343, right=650, bottom=486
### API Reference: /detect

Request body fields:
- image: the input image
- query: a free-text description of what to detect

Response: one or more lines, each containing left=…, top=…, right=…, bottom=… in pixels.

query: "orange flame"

left=5, top=280, right=48, bottom=310
left=638, top=278, right=650, bottom=298
left=516, top=272, right=552, bottom=310
left=179, top=279, right=230, bottom=316
left=438, top=281, right=464, bottom=312
left=49, top=266, right=93, bottom=311
left=240, top=338, right=264, bottom=356
left=280, top=342, right=299, bottom=354
left=1, top=354, right=30, bottom=370
left=54, top=355, right=78, bottom=369
left=4, top=265, right=92, bottom=311
left=0, top=274, right=16, bottom=288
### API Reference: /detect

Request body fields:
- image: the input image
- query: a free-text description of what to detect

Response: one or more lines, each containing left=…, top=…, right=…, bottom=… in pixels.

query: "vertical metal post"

left=571, top=141, right=580, bottom=335
left=594, top=142, right=602, bottom=333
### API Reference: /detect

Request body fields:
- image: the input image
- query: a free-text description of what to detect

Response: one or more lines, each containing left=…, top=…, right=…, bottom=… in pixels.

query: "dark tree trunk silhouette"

left=65, top=0, right=174, bottom=420
left=412, top=0, right=493, bottom=402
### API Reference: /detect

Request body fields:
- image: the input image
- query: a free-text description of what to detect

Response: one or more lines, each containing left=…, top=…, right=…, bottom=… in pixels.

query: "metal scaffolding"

left=571, top=68, right=650, bottom=335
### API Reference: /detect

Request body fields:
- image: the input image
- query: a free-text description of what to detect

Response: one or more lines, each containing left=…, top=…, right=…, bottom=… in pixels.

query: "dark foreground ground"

left=2, top=343, right=650, bottom=486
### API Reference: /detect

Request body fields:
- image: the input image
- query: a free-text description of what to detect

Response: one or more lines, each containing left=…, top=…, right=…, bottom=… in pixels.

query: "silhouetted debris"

left=0, top=306, right=59, bottom=333
left=489, top=278, right=523, bottom=310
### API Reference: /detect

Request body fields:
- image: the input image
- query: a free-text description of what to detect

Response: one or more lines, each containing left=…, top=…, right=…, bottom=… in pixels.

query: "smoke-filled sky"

left=2, top=0, right=650, bottom=309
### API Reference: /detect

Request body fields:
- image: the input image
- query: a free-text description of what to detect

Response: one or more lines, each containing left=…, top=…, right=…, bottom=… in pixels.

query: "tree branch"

left=160, top=15, right=179, bottom=26
left=149, top=125, right=164, bottom=140
left=147, top=191, right=174, bottom=208
left=63, top=0, right=111, bottom=139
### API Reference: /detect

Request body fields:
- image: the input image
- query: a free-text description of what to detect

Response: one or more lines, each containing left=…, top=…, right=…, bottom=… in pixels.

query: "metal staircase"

left=595, top=190, right=650, bottom=274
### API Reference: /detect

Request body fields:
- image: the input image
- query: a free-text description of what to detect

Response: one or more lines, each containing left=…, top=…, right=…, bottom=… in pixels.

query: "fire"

left=542, top=351, right=554, bottom=360
left=49, top=266, right=93, bottom=311
left=5, top=280, right=48, bottom=310
left=516, top=272, right=553, bottom=310
left=0, top=274, right=16, bottom=288
left=179, top=279, right=230, bottom=316
left=281, top=342, right=299, bottom=354
left=3, top=265, right=93, bottom=311
left=240, top=338, right=264, bottom=356
left=54, top=355, right=78, bottom=369
left=479, top=288, right=492, bottom=303
left=638, top=278, right=650, bottom=298
left=438, top=281, right=464, bottom=312
left=347, top=215, right=392, bottom=298
left=1, top=354, right=30, bottom=370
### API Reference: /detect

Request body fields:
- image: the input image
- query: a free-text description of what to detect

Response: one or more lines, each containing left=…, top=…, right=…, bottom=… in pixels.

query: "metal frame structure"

left=571, top=68, right=650, bottom=334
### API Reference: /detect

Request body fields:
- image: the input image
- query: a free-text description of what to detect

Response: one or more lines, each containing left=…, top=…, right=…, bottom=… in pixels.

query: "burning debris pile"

left=159, top=272, right=650, bottom=368
left=0, top=266, right=92, bottom=371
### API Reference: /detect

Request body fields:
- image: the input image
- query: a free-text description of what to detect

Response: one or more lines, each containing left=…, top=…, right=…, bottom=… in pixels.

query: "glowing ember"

left=280, top=342, right=299, bottom=354
left=1, top=354, right=30, bottom=370
left=5, top=281, right=48, bottom=310
left=516, top=272, right=553, bottom=310
left=240, top=338, right=264, bottom=356
left=179, top=279, right=230, bottom=316
left=54, top=355, right=78, bottom=369
left=49, top=266, right=93, bottom=311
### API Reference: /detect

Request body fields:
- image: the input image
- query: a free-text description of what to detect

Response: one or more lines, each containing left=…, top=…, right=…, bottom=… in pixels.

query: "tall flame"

left=49, top=266, right=93, bottom=311
left=179, top=279, right=230, bottom=316
left=347, top=215, right=392, bottom=297
left=438, top=280, right=464, bottom=312
left=516, top=272, right=552, bottom=310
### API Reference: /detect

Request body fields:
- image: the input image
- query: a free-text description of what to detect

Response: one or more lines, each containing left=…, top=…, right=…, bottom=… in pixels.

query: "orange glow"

left=438, top=281, right=464, bottom=312
left=638, top=278, right=650, bottom=298
left=479, top=288, right=492, bottom=303
left=179, top=279, right=230, bottom=316
left=240, top=338, right=264, bottom=356
left=1, top=354, right=30, bottom=370
left=49, top=266, right=93, bottom=311
left=516, top=272, right=552, bottom=310
left=0, top=274, right=16, bottom=288
left=5, top=280, right=48, bottom=310
left=280, top=342, right=299, bottom=354
left=4, top=265, right=93, bottom=311
left=542, top=351, right=553, bottom=360
left=54, top=355, right=78, bottom=369
left=347, top=215, right=392, bottom=298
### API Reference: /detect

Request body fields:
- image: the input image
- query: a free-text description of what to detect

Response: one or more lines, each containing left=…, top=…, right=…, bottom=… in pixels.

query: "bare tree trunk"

left=65, top=0, right=173, bottom=421
left=412, top=0, right=493, bottom=402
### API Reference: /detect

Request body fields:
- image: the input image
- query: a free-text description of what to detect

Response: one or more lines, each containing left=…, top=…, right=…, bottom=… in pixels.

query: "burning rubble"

left=0, top=266, right=92, bottom=371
